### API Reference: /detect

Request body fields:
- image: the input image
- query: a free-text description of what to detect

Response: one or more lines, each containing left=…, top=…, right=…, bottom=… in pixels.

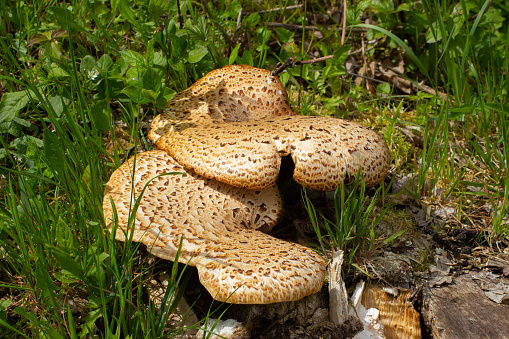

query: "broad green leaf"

left=53, top=248, right=82, bottom=280
left=119, top=2, right=139, bottom=29
left=47, top=64, right=70, bottom=79
left=47, top=40, right=63, bottom=59
left=256, top=27, right=272, bottom=44
left=6, top=117, right=32, bottom=137
left=367, top=0, right=395, bottom=12
left=10, top=135, right=43, bottom=155
left=275, top=28, right=294, bottom=43
left=97, top=54, right=114, bottom=71
left=80, top=55, right=96, bottom=73
left=143, top=88, right=159, bottom=101
left=148, top=0, right=170, bottom=20
left=229, top=43, right=241, bottom=65
left=126, top=66, right=144, bottom=84
left=27, top=33, right=49, bottom=47
left=156, top=86, right=176, bottom=108
left=240, top=50, right=254, bottom=66
left=146, top=39, right=155, bottom=67
left=244, top=12, right=260, bottom=28
left=396, top=3, right=410, bottom=11
left=49, top=7, right=83, bottom=32
left=80, top=308, right=103, bottom=338
left=425, top=21, right=442, bottom=43
left=485, top=103, right=509, bottom=114
left=80, top=165, right=92, bottom=196
left=284, top=41, right=299, bottom=54
left=56, top=217, right=73, bottom=251
left=0, top=300, right=12, bottom=311
left=333, top=45, right=351, bottom=65
left=278, top=71, right=289, bottom=86
left=14, top=307, right=41, bottom=326
left=122, top=85, right=153, bottom=104
left=376, top=82, right=391, bottom=94
left=51, top=28, right=68, bottom=39
left=43, top=129, right=65, bottom=175
left=153, top=51, right=167, bottom=68
left=143, top=67, right=161, bottom=92
left=98, top=252, right=110, bottom=263
left=169, top=60, right=185, bottom=72
left=47, top=94, right=68, bottom=118
left=187, top=45, right=208, bottom=63
left=89, top=100, right=111, bottom=131
left=80, top=165, right=92, bottom=195
left=95, top=78, right=125, bottom=99
left=120, top=49, right=145, bottom=67
left=35, top=265, right=57, bottom=301
left=169, top=34, right=188, bottom=58
left=0, top=91, right=31, bottom=125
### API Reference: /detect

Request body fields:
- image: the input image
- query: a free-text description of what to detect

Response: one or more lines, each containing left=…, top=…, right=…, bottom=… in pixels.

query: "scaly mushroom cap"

left=156, top=115, right=390, bottom=191
left=149, top=65, right=295, bottom=143
left=103, top=150, right=326, bottom=304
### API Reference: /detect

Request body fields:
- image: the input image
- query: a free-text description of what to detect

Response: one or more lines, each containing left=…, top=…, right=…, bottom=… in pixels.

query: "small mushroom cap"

left=156, top=115, right=391, bottom=191
left=103, top=150, right=326, bottom=304
left=149, top=65, right=295, bottom=143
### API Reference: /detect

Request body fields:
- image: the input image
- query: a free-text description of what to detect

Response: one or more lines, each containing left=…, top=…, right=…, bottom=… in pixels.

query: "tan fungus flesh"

left=103, top=150, right=326, bottom=304
left=156, top=115, right=391, bottom=191
left=149, top=64, right=295, bottom=143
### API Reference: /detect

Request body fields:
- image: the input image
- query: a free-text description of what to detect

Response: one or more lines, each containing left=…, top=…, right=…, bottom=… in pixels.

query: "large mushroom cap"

left=103, top=150, right=326, bottom=304
left=149, top=65, right=295, bottom=143
left=156, top=115, right=391, bottom=191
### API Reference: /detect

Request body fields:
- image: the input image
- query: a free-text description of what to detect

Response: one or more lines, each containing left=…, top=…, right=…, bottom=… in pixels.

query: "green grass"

left=0, top=0, right=508, bottom=336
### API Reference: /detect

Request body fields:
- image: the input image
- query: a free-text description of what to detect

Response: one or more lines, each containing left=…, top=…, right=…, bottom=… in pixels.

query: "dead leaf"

left=482, top=282, right=509, bottom=304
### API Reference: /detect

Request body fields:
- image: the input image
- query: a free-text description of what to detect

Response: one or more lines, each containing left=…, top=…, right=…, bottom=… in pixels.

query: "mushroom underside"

left=103, top=150, right=326, bottom=304
left=149, top=64, right=295, bottom=143
left=156, top=115, right=391, bottom=191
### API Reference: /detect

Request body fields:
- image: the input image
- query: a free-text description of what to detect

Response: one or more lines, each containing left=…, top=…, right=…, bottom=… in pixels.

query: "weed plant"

left=304, top=172, right=401, bottom=264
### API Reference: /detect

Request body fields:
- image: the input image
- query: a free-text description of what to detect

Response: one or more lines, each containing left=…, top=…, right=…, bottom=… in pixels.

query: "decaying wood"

left=329, top=250, right=350, bottom=325
left=361, top=285, right=421, bottom=339
left=423, top=274, right=509, bottom=339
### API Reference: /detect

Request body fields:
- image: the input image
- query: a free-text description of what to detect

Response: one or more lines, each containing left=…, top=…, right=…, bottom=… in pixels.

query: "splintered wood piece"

left=361, top=285, right=421, bottom=339
left=329, top=251, right=349, bottom=325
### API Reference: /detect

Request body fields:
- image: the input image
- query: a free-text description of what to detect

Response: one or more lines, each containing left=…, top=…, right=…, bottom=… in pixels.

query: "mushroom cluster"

left=103, top=65, right=390, bottom=304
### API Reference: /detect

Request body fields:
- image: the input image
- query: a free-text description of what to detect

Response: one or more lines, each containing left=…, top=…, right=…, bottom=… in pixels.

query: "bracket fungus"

left=103, top=64, right=390, bottom=305
left=156, top=115, right=390, bottom=191
left=149, top=64, right=295, bottom=143
left=103, top=150, right=326, bottom=304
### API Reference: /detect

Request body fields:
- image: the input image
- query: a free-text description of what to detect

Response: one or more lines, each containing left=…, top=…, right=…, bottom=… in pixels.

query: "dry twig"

left=271, top=55, right=335, bottom=76
left=266, top=22, right=368, bottom=32
left=241, top=5, right=303, bottom=15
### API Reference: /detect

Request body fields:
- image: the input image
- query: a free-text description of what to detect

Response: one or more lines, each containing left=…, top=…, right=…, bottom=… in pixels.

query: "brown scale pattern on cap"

left=103, top=150, right=326, bottom=304
left=149, top=65, right=295, bottom=143
left=156, top=115, right=390, bottom=191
